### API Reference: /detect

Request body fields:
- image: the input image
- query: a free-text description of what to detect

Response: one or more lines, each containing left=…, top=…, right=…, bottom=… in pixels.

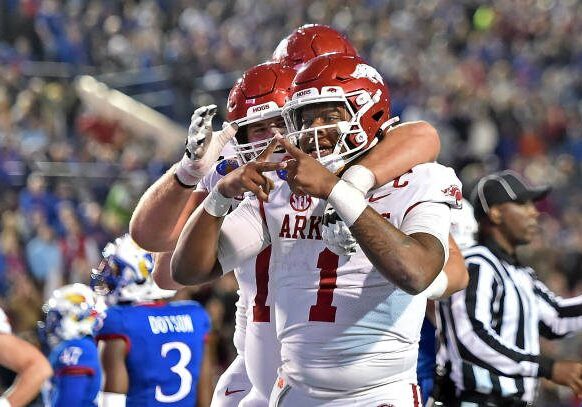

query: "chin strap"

left=322, top=155, right=346, bottom=174
left=380, top=116, right=400, bottom=132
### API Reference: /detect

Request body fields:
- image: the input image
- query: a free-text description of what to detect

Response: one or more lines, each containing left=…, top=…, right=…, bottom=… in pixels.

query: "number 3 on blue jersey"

left=155, top=341, right=192, bottom=403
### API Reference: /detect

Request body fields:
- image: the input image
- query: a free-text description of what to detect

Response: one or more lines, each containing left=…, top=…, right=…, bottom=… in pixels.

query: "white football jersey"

left=0, top=307, right=11, bottom=334
left=219, top=162, right=461, bottom=398
left=199, top=158, right=282, bottom=400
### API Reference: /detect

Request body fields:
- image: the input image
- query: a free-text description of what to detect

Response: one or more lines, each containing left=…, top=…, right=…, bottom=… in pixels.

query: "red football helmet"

left=272, top=24, right=358, bottom=69
left=227, top=61, right=296, bottom=163
left=282, top=54, right=393, bottom=172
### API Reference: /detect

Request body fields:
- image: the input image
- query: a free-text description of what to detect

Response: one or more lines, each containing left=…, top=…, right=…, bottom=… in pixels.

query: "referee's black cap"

left=472, top=170, right=551, bottom=220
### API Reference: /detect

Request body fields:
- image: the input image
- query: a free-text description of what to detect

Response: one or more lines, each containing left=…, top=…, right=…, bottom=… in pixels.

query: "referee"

left=438, top=170, right=582, bottom=406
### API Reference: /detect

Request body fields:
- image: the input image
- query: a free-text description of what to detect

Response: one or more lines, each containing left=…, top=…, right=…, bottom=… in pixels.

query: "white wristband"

left=203, top=186, right=233, bottom=217
left=421, top=270, right=449, bottom=300
left=102, top=392, right=126, bottom=407
left=341, top=164, right=376, bottom=194
left=327, top=180, right=367, bottom=227
left=0, top=396, right=11, bottom=407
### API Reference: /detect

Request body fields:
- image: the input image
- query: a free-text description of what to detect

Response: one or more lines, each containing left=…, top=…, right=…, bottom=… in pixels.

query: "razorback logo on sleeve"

left=442, top=185, right=462, bottom=206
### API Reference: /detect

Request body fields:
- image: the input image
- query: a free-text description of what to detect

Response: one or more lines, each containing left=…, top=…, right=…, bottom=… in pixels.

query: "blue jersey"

left=48, top=336, right=101, bottom=407
left=417, top=318, right=436, bottom=404
left=97, top=300, right=210, bottom=407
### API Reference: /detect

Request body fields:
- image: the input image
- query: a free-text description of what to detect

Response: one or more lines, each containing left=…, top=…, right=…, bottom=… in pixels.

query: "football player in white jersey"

left=0, top=307, right=52, bottom=407
left=131, top=26, right=444, bottom=407
left=132, top=61, right=295, bottom=406
left=172, top=54, right=463, bottom=406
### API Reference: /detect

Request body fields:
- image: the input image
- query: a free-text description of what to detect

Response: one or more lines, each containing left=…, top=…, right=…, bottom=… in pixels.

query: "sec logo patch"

left=290, top=193, right=312, bottom=212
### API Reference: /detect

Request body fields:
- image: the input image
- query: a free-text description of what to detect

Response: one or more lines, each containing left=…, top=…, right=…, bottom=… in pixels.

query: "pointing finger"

left=256, top=137, right=281, bottom=162
left=275, top=134, right=306, bottom=159
left=254, top=161, right=287, bottom=173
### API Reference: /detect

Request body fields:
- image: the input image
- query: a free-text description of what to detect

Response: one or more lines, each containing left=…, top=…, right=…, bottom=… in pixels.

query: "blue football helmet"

left=39, top=283, right=104, bottom=350
left=91, top=234, right=175, bottom=305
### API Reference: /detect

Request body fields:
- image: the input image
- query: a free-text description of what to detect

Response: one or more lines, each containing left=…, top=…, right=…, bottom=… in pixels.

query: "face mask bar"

left=282, top=91, right=376, bottom=172
left=286, top=122, right=358, bottom=170
left=231, top=127, right=287, bottom=164
left=231, top=109, right=287, bottom=164
left=90, top=258, right=119, bottom=296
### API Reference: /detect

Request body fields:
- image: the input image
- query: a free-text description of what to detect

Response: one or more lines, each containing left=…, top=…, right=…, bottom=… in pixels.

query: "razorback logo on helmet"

left=442, top=185, right=463, bottom=205
left=322, top=86, right=342, bottom=95
left=350, top=64, right=384, bottom=85
left=289, top=193, right=312, bottom=212
left=216, top=159, right=240, bottom=176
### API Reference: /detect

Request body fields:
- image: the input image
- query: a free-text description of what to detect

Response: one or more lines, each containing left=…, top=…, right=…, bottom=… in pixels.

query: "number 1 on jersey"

left=253, top=247, right=339, bottom=323
left=253, top=246, right=272, bottom=322
left=309, top=249, right=339, bottom=322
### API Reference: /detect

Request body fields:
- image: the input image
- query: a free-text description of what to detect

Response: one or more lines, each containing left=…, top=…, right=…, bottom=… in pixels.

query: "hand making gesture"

left=217, top=137, right=285, bottom=202
left=276, top=134, right=340, bottom=199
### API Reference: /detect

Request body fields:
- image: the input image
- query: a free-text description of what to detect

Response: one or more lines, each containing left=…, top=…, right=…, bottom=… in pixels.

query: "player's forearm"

left=172, top=205, right=224, bottom=285
left=4, top=359, right=52, bottom=407
left=129, top=166, right=197, bottom=251
left=351, top=207, right=444, bottom=294
left=442, top=235, right=469, bottom=298
left=358, top=121, right=440, bottom=188
left=152, top=252, right=186, bottom=290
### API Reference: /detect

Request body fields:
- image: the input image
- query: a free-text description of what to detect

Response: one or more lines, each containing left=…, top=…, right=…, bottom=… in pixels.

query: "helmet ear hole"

left=372, top=110, right=385, bottom=122
left=236, top=126, right=249, bottom=145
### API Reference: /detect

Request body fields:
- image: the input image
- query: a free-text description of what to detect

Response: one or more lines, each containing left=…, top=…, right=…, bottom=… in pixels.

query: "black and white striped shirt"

left=438, top=239, right=582, bottom=402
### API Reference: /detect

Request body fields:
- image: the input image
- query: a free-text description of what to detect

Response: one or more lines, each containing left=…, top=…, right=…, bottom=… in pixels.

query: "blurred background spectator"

left=0, top=0, right=581, bottom=403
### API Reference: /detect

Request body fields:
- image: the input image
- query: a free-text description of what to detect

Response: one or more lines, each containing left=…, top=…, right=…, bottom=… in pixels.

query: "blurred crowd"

left=1, top=0, right=582, bottom=404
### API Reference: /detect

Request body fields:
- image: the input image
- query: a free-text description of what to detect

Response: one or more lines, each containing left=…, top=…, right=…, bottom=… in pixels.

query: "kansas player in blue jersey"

left=39, top=283, right=104, bottom=407
left=92, top=234, right=211, bottom=407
